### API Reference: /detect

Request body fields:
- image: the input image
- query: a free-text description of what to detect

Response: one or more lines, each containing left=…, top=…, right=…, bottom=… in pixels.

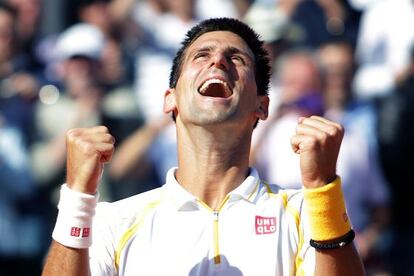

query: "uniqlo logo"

left=70, top=227, right=81, bottom=237
left=82, top=228, right=90, bottom=237
left=255, top=216, right=276, bottom=235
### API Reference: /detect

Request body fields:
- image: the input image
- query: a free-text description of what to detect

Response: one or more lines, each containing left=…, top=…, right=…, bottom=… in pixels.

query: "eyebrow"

left=188, top=46, right=214, bottom=56
left=188, top=45, right=254, bottom=61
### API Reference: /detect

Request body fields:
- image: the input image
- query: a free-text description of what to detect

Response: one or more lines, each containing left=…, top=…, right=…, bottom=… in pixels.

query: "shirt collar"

left=163, top=167, right=199, bottom=211
left=163, top=167, right=261, bottom=211
left=228, top=167, right=261, bottom=202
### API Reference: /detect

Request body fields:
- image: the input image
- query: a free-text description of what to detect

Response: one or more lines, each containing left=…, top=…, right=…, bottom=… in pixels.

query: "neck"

left=175, top=122, right=252, bottom=210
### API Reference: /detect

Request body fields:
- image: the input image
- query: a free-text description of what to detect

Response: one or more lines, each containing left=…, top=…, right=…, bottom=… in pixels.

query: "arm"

left=42, top=126, right=115, bottom=276
left=315, top=244, right=364, bottom=275
left=42, top=242, right=90, bottom=276
left=291, top=116, right=365, bottom=275
left=109, top=116, right=171, bottom=180
left=31, top=94, right=101, bottom=184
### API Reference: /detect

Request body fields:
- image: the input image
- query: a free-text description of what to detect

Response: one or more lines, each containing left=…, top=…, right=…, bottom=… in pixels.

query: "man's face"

left=165, top=31, right=268, bottom=128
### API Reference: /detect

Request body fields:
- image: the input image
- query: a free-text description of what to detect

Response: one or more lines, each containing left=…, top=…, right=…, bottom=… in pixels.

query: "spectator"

left=353, top=0, right=414, bottom=99
left=6, top=0, right=45, bottom=75
left=290, top=0, right=361, bottom=49
left=108, top=115, right=175, bottom=197
left=30, top=23, right=106, bottom=194
left=0, top=117, right=45, bottom=275
left=0, top=3, right=45, bottom=273
left=106, top=0, right=200, bottom=192
left=244, top=2, right=300, bottom=112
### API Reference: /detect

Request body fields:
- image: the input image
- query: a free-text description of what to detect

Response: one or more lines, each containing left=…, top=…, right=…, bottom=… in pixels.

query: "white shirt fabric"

left=89, top=167, right=315, bottom=275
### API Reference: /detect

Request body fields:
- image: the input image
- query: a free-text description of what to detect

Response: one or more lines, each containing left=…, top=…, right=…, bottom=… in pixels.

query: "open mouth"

left=198, top=78, right=233, bottom=98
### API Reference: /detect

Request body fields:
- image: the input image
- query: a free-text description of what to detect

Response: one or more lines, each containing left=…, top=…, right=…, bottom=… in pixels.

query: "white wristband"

left=52, top=184, right=99, bottom=248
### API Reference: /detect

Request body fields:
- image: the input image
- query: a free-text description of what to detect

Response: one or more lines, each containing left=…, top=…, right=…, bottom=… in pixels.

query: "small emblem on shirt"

left=255, top=216, right=276, bottom=235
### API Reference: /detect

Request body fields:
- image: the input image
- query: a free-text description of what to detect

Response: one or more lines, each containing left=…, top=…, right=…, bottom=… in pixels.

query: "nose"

left=210, top=52, right=229, bottom=71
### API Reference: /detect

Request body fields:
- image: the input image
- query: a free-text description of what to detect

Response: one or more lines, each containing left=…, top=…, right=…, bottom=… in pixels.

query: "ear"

left=163, top=88, right=177, bottom=114
left=255, top=95, right=269, bottom=121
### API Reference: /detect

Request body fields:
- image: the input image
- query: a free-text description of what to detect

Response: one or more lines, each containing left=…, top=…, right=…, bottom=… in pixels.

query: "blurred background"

left=0, top=0, right=413, bottom=275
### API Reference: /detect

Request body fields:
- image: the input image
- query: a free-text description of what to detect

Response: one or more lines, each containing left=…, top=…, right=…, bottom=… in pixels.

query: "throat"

left=176, top=164, right=248, bottom=209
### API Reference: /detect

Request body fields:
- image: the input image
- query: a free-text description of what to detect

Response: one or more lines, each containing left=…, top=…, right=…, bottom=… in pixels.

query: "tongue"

left=202, top=83, right=228, bottom=98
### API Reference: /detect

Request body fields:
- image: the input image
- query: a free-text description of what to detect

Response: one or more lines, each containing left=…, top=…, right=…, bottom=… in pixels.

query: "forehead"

left=186, top=31, right=254, bottom=58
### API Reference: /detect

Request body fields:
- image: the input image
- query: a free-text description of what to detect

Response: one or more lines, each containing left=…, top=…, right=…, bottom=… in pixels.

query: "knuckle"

left=97, top=125, right=109, bottom=133
left=318, top=132, right=328, bottom=143
left=337, top=124, right=345, bottom=134
left=330, top=124, right=345, bottom=138
left=304, top=136, right=318, bottom=148
left=66, top=128, right=81, bottom=139
left=326, top=125, right=338, bottom=136
left=105, top=133, right=116, bottom=144
left=81, top=141, right=95, bottom=154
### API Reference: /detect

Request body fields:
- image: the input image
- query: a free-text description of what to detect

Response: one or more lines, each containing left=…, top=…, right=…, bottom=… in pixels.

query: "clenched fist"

left=66, top=126, right=115, bottom=194
left=290, top=116, right=344, bottom=189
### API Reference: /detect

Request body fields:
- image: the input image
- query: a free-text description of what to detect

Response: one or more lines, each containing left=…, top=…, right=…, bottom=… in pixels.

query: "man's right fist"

left=66, top=126, right=115, bottom=194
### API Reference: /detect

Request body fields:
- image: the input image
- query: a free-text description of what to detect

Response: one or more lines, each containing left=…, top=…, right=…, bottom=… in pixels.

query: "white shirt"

left=89, top=168, right=315, bottom=275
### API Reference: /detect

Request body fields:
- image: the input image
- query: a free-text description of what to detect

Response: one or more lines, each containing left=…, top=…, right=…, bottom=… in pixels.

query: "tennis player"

left=42, top=18, right=364, bottom=276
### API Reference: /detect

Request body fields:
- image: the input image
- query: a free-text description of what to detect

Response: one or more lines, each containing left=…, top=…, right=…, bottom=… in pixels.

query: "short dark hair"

left=169, top=17, right=270, bottom=96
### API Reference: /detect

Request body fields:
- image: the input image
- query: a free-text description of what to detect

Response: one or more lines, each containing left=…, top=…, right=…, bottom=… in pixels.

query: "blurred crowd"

left=0, top=0, right=413, bottom=275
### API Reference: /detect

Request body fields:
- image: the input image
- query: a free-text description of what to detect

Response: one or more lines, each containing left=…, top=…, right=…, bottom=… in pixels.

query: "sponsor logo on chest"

left=255, top=215, right=276, bottom=235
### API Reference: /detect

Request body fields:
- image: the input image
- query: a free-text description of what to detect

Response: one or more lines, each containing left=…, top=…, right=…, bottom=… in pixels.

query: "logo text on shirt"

left=255, top=215, right=276, bottom=235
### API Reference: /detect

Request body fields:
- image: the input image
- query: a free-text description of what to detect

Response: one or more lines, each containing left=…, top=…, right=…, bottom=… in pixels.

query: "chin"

left=194, top=112, right=240, bottom=126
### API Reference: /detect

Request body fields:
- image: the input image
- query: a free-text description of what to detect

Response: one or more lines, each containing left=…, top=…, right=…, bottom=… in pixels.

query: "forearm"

left=315, top=242, right=365, bottom=276
left=42, top=241, right=90, bottom=276
left=43, top=126, right=114, bottom=275
left=30, top=136, right=67, bottom=183
left=109, top=121, right=164, bottom=179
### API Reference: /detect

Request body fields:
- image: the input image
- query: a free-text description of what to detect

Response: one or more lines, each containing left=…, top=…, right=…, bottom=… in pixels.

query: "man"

left=42, top=18, right=364, bottom=275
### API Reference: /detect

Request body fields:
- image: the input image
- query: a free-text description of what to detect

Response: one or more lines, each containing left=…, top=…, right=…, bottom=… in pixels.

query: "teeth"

left=199, top=78, right=229, bottom=94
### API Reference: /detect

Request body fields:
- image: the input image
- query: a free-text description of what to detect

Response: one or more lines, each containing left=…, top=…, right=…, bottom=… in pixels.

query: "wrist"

left=67, top=182, right=97, bottom=195
left=303, top=176, right=352, bottom=241
left=302, top=174, right=337, bottom=189
left=52, top=184, right=99, bottom=248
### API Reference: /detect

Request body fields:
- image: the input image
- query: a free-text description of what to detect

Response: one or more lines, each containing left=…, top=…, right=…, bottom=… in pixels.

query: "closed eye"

left=193, top=51, right=210, bottom=60
left=230, top=55, right=245, bottom=65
